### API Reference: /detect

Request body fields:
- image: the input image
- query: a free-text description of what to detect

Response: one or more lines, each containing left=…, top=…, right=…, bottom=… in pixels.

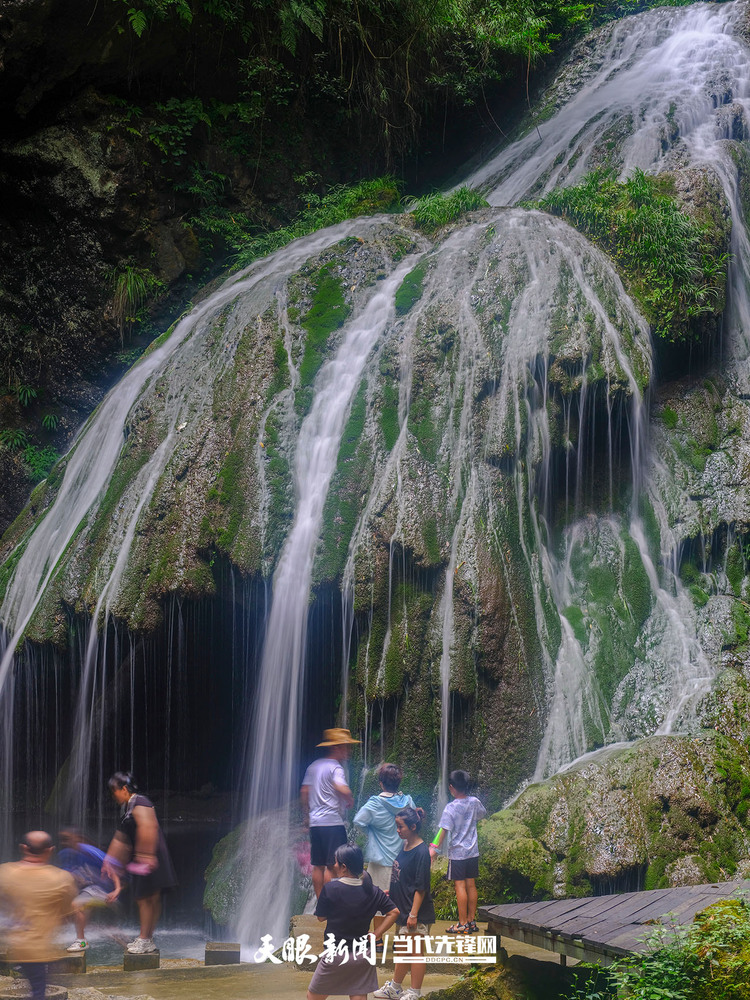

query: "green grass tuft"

left=233, top=177, right=401, bottom=269
left=535, top=169, right=729, bottom=343
left=409, top=187, right=488, bottom=232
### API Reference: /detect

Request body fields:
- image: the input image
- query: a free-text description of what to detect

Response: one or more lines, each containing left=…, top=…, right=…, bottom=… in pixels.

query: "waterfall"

left=3, top=0, right=750, bottom=929
left=235, top=254, right=422, bottom=948
left=459, top=0, right=750, bottom=775
left=0, top=219, right=371, bottom=856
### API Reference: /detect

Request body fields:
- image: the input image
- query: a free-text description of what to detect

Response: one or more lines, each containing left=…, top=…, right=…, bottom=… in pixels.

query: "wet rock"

left=479, top=733, right=750, bottom=901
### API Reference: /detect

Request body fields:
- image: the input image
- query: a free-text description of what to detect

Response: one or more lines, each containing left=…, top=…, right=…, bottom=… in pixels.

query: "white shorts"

left=74, top=885, right=110, bottom=908
left=366, top=861, right=393, bottom=892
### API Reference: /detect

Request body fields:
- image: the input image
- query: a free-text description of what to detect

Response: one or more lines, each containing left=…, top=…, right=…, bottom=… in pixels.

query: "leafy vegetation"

left=109, top=0, right=600, bottom=165
left=233, top=177, right=400, bottom=268
left=107, top=263, right=165, bottom=341
left=23, top=445, right=59, bottom=482
left=535, top=169, right=729, bottom=342
left=0, top=428, right=29, bottom=451
left=409, top=187, right=488, bottom=232
left=570, top=897, right=750, bottom=1000
left=14, top=383, right=38, bottom=407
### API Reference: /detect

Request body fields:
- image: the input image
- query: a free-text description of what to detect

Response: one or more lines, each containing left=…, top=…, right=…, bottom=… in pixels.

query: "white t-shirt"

left=301, top=757, right=348, bottom=827
left=438, top=795, right=487, bottom=860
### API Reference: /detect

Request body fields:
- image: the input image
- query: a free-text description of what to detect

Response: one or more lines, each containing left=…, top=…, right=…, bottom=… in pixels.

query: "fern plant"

left=108, top=264, right=163, bottom=342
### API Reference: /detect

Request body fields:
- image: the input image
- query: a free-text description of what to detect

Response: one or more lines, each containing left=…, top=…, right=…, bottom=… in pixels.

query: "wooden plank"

left=481, top=880, right=750, bottom=964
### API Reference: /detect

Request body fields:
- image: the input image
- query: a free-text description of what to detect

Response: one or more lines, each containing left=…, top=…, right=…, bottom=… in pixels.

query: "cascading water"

left=462, top=0, right=750, bottom=776
left=2, top=0, right=750, bottom=938
left=0, top=219, right=372, bottom=857
left=235, top=254, right=423, bottom=948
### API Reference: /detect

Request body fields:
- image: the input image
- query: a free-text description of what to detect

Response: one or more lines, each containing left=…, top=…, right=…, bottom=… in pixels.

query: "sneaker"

left=66, top=939, right=88, bottom=952
left=401, top=991, right=422, bottom=1000
left=126, top=937, right=157, bottom=954
left=373, top=981, right=404, bottom=999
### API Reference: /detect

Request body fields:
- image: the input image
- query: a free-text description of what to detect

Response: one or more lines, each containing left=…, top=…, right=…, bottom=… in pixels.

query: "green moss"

left=662, top=405, right=678, bottom=429
left=297, top=263, right=351, bottom=405
left=267, top=337, right=290, bottom=400
left=422, top=518, right=441, bottom=565
left=395, top=261, right=427, bottom=315
left=563, top=605, right=587, bottom=645
left=644, top=855, right=669, bottom=890
left=316, top=380, right=371, bottom=581
left=216, top=450, right=245, bottom=550
left=408, top=392, right=438, bottom=462
left=726, top=540, right=745, bottom=598
left=143, top=319, right=178, bottom=356
left=621, top=535, right=652, bottom=626
left=0, top=539, right=28, bottom=607
left=478, top=811, right=552, bottom=902
left=261, top=410, right=293, bottom=559
left=726, top=602, right=750, bottom=653
left=380, top=379, right=400, bottom=451
left=690, top=585, right=710, bottom=607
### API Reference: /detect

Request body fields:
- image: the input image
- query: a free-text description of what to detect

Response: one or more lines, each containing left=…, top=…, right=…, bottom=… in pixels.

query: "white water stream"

left=0, top=0, right=749, bottom=941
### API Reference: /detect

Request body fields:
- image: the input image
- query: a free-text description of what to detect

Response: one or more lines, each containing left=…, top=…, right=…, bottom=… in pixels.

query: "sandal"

left=446, top=923, right=469, bottom=934
left=467, top=921, right=479, bottom=933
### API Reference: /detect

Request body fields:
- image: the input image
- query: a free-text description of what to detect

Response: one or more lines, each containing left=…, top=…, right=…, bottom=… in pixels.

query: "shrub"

left=535, top=169, right=729, bottom=343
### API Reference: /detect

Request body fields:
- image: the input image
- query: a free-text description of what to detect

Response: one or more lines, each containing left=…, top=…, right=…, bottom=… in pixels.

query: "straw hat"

left=317, top=727, right=360, bottom=746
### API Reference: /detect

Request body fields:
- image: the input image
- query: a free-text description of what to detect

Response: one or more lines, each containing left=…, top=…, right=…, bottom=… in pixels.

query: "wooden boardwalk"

left=480, top=879, right=750, bottom=966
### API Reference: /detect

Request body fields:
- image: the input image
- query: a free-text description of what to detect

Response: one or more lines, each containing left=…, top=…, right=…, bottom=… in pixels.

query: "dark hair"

left=108, top=771, right=138, bottom=794
left=449, top=770, right=471, bottom=793
left=396, top=806, right=424, bottom=831
left=335, top=843, right=364, bottom=877
left=377, top=763, right=403, bottom=793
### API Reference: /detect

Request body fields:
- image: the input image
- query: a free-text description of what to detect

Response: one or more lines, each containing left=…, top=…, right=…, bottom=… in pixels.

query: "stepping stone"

left=123, top=949, right=160, bottom=971
left=48, top=953, right=86, bottom=974
left=0, top=987, right=67, bottom=999
left=205, top=942, right=241, bottom=965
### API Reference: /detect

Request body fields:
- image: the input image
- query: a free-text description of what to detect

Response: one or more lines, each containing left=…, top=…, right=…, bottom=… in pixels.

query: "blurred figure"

left=354, top=763, right=415, bottom=892
left=103, top=771, right=176, bottom=955
left=0, top=830, right=77, bottom=1000
left=57, top=826, right=122, bottom=951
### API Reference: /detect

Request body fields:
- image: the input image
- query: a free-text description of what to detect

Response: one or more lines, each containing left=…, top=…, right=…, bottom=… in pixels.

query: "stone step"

left=122, top=949, right=160, bottom=972
left=205, top=942, right=241, bottom=965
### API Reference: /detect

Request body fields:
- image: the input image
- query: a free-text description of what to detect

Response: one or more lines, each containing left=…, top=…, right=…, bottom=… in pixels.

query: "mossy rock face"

left=4, top=205, right=655, bottom=809
left=476, top=733, right=750, bottom=904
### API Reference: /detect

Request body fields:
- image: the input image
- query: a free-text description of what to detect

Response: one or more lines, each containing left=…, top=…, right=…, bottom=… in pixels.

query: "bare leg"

left=411, top=961, right=426, bottom=990
left=392, top=962, right=408, bottom=985
left=74, top=910, right=86, bottom=939
left=466, top=878, right=478, bottom=923
left=324, top=865, right=336, bottom=885
left=312, top=865, right=326, bottom=898
left=137, top=892, right=161, bottom=938
left=307, top=992, right=328, bottom=1000
left=454, top=880, right=468, bottom=925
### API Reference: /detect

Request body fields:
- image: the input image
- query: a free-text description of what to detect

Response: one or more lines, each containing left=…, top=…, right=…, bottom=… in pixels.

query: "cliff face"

left=5, top=0, right=750, bottom=931
left=0, top=0, right=421, bottom=535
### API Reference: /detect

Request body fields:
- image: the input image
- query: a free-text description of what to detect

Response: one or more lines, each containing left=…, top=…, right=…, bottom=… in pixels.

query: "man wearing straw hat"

left=301, top=728, right=359, bottom=898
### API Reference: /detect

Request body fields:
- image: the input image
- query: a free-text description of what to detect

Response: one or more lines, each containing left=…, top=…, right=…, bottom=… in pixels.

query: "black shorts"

left=310, top=825, right=347, bottom=867
left=447, top=856, right=479, bottom=881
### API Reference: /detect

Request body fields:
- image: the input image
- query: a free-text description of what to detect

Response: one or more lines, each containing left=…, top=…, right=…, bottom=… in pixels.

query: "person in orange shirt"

left=0, top=830, right=77, bottom=1000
